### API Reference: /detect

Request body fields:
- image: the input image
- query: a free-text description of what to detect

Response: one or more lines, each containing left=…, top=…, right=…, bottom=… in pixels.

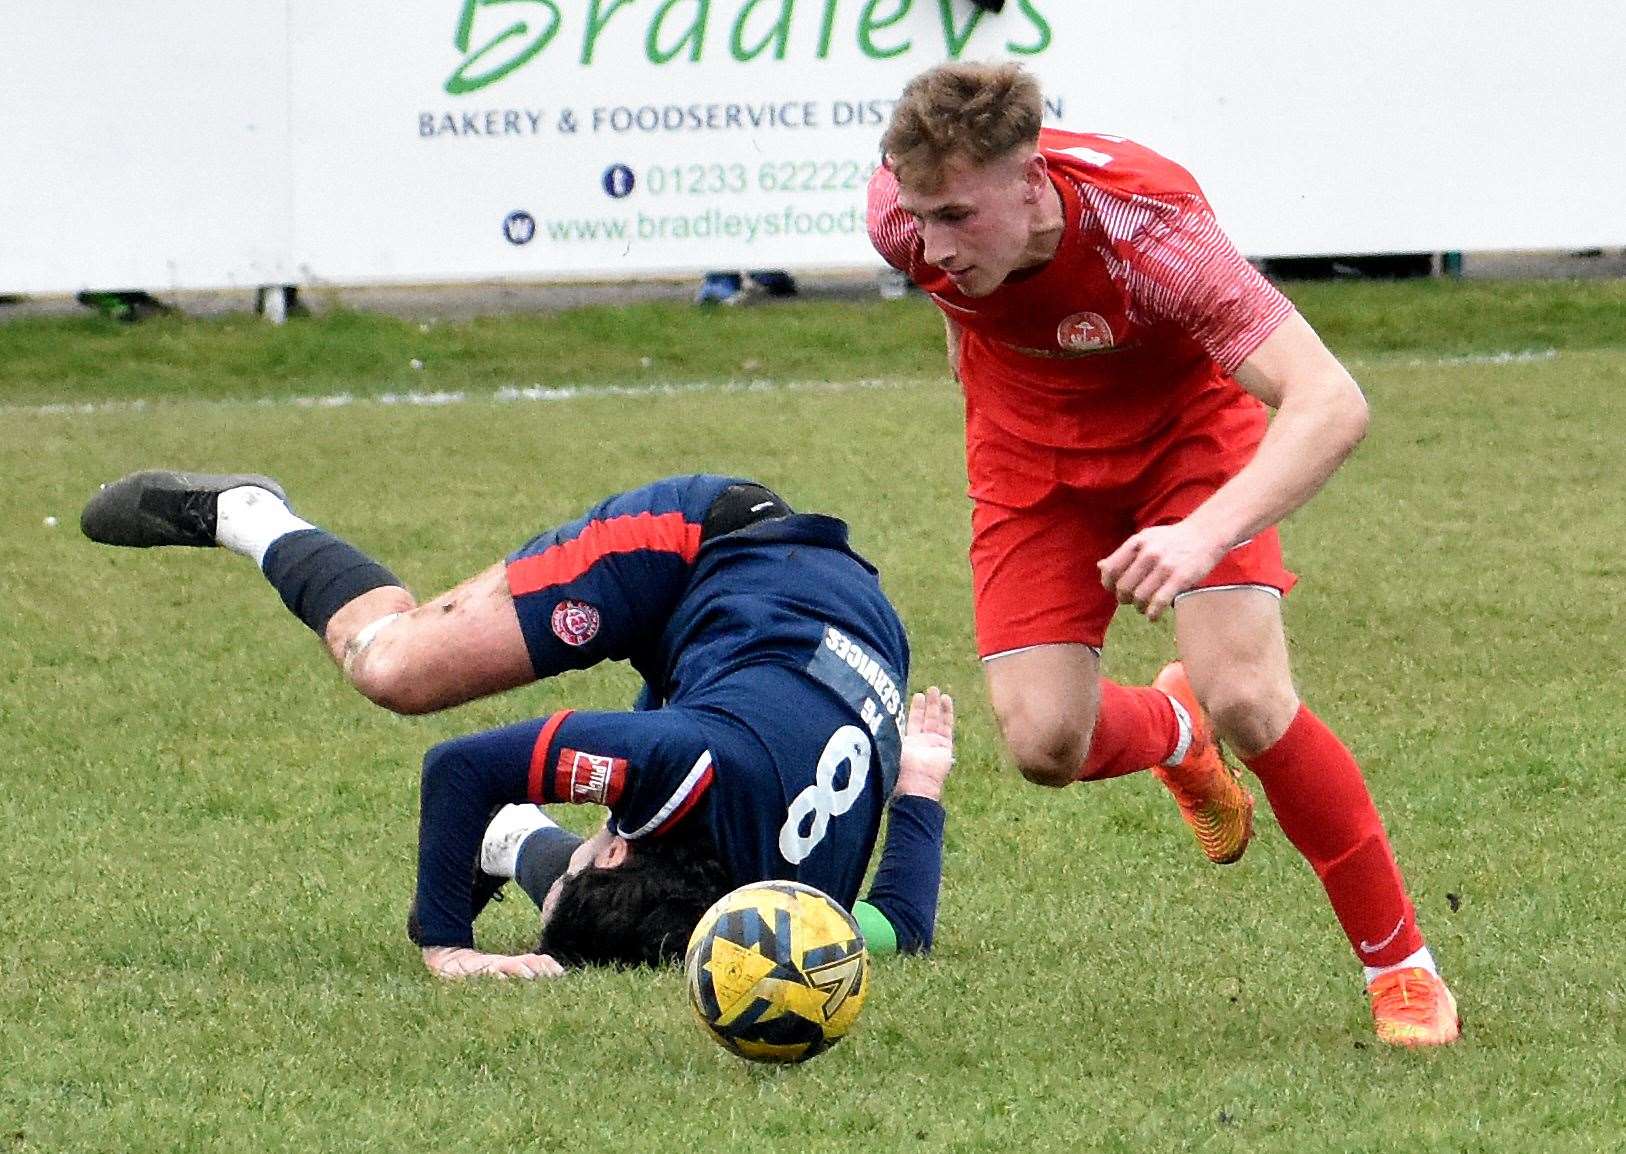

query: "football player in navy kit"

left=82, top=471, right=951, bottom=978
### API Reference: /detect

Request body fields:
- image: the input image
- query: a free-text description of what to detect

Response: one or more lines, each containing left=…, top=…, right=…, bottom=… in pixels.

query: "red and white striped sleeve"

left=1082, top=183, right=1295, bottom=372
left=867, top=166, right=921, bottom=273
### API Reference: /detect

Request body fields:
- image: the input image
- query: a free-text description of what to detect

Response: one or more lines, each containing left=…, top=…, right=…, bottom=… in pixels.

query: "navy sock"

left=261, top=529, right=401, bottom=637
left=515, top=827, right=585, bottom=912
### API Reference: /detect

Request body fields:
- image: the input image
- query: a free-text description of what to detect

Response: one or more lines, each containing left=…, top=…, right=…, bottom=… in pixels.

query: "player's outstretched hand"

left=896, top=687, right=954, bottom=802
left=1098, top=521, right=1229, bottom=622
left=422, top=946, right=564, bottom=980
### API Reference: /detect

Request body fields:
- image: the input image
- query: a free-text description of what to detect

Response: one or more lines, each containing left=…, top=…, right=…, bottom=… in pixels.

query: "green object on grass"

left=853, top=900, right=899, bottom=956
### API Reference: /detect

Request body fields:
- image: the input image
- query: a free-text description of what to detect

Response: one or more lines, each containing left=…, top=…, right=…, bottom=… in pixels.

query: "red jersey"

left=867, top=129, right=1294, bottom=462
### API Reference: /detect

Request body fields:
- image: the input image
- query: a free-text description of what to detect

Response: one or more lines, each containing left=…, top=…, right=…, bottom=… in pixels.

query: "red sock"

left=1243, top=706, right=1424, bottom=967
left=1078, top=679, right=1178, bottom=781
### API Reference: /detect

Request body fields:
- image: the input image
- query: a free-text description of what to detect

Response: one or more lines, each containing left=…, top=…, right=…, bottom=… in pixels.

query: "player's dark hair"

left=537, top=820, right=731, bottom=969
left=882, top=61, right=1043, bottom=191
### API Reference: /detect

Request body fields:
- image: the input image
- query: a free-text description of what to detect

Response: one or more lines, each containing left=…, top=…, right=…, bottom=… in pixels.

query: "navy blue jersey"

left=504, top=475, right=910, bottom=904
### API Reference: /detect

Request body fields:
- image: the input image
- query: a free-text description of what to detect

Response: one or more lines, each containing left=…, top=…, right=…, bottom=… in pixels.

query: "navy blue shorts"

left=448, top=706, right=718, bottom=842
left=503, top=477, right=737, bottom=679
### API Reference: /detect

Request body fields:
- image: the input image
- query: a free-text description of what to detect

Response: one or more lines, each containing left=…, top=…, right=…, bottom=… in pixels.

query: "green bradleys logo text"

left=448, top=0, right=1053, bottom=94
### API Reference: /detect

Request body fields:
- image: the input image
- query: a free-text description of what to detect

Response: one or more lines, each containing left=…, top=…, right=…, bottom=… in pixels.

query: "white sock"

left=1364, top=945, right=1437, bottom=986
left=480, top=804, right=559, bottom=878
left=215, top=486, right=315, bottom=567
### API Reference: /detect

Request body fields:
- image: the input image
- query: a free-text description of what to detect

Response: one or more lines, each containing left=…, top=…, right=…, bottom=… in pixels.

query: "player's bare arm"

left=944, top=316, right=963, bottom=383
left=1202, top=311, right=1370, bottom=542
left=1100, top=313, right=1368, bottom=620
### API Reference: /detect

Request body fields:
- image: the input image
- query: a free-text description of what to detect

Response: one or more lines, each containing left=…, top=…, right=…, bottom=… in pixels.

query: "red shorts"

left=968, top=392, right=1297, bottom=656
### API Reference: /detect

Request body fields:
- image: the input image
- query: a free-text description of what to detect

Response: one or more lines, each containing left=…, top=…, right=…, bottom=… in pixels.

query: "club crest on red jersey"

left=1057, top=311, right=1114, bottom=352
left=551, top=599, right=601, bottom=647
left=553, top=747, right=627, bottom=806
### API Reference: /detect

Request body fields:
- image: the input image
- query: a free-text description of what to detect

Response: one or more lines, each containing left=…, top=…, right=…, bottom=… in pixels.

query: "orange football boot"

left=1368, top=967, right=1461, bottom=1047
left=1149, top=662, right=1254, bottom=865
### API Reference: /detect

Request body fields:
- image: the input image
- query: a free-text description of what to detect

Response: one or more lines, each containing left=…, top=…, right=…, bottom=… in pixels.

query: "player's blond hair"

left=881, top=61, right=1044, bottom=191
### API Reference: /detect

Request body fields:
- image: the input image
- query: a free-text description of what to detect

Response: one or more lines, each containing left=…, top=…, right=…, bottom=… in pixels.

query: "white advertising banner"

left=4, top=2, right=1623, bottom=293
left=288, top=1, right=1063, bottom=283
left=2, top=5, right=293, bottom=293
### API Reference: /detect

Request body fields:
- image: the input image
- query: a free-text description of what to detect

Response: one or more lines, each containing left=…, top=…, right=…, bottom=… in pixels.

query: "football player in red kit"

left=868, top=61, right=1457, bottom=1047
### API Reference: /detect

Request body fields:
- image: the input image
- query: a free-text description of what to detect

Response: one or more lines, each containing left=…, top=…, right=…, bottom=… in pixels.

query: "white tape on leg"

left=342, top=612, right=403, bottom=678
left=1161, top=693, right=1194, bottom=768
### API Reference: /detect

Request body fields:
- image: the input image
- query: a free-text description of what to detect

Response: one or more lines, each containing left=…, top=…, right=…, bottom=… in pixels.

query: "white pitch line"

left=1, top=376, right=909, bottom=418
left=0, top=349, right=1565, bottom=418
left=1346, top=347, right=1559, bottom=370
left=1426, top=348, right=1559, bottom=367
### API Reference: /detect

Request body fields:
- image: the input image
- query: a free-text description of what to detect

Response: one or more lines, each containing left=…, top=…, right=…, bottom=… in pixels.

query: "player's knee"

left=349, top=647, right=440, bottom=715
left=419, top=738, right=473, bottom=798
left=1201, top=673, right=1297, bottom=756
left=1000, top=714, right=1088, bottom=789
left=420, top=741, right=454, bottom=789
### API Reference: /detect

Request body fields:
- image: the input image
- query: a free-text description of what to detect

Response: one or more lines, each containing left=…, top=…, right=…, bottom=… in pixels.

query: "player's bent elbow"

left=1328, top=377, right=1370, bottom=455
left=1342, top=388, right=1371, bottom=450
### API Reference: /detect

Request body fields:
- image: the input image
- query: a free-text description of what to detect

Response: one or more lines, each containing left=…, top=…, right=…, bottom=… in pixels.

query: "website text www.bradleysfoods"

left=543, top=205, right=864, bottom=245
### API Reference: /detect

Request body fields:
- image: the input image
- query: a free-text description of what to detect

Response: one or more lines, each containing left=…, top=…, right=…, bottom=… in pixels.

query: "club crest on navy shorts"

left=551, top=599, right=601, bottom=646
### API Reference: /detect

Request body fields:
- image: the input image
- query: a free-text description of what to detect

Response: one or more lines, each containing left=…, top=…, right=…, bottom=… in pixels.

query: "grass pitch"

left=2, top=280, right=1624, bottom=1152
